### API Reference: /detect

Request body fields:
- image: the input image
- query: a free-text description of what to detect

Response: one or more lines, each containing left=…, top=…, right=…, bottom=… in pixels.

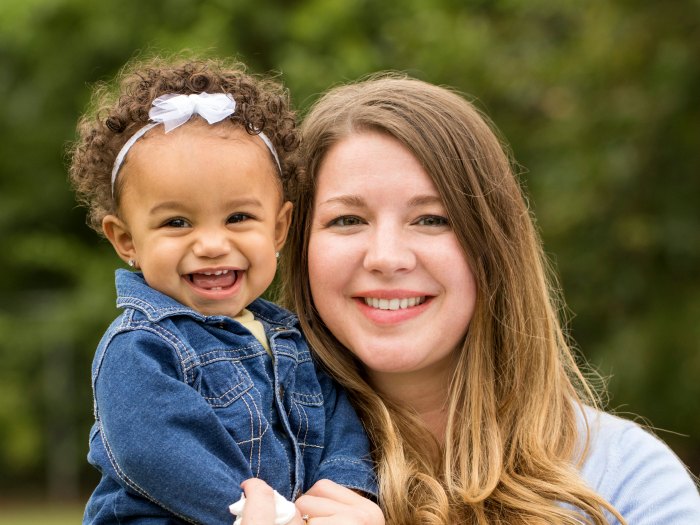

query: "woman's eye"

left=164, top=218, right=190, bottom=228
left=328, top=216, right=363, bottom=227
left=227, top=213, right=252, bottom=224
left=415, top=215, right=449, bottom=227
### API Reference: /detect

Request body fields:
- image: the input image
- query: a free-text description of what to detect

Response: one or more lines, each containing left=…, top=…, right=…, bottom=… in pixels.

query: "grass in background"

left=0, top=502, right=84, bottom=525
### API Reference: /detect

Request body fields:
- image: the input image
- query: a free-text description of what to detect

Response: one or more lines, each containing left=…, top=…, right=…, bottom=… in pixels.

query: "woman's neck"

left=367, top=363, right=452, bottom=441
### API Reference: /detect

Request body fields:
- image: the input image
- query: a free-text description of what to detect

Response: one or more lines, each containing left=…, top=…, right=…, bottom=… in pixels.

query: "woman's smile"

left=361, top=296, right=427, bottom=310
left=354, top=294, right=432, bottom=325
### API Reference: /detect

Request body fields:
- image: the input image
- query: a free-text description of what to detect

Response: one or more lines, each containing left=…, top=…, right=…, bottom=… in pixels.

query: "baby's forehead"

left=121, top=121, right=284, bottom=193
left=132, top=120, right=270, bottom=161
left=144, top=117, right=244, bottom=140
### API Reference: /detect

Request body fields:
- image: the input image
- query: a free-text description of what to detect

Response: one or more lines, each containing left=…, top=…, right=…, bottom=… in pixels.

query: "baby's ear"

left=274, top=201, right=293, bottom=251
left=102, top=215, right=135, bottom=264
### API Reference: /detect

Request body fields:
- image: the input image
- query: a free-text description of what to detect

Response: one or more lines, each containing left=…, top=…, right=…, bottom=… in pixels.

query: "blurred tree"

left=0, top=0, right=697, bottom=501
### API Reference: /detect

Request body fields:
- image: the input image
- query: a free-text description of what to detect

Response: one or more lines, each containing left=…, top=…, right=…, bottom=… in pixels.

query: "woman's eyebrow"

left=407, top=195, right=443, bottom=207
left=316, top=194, right=365, bottom=207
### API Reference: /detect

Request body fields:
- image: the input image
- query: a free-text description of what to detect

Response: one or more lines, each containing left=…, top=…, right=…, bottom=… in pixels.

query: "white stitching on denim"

left=195, top=343, right=261, bottom=364
left=248, top=309, right=294, bottom=326
left=297, top=443, right=324, bottom=449
left=300, top=401, right=310, bottom=453
left=118, top=294, right=204, bottom=319
left=92, top=317, right=191, bottom=419
left=258, top=359, right=294, bottom=497
left=238, top=391, right=256, bottom=473
left=199, top=365, right=253, bottom=407
left=130, top=322, right=193, bottom=380
left=264, top=423, right=293, bottom=497
left=319, top=457, right=372, bottom=467
left=98, top=301, right=308, bottom=510
left=292, top=401, right=303, bottom=443
left=249, top=385, right=265, bottom=478
left=291, top=392, right=324, bottom=404
left=93, top=320, right=202, bottom=523
left=99, top=423, right=196, bottom=523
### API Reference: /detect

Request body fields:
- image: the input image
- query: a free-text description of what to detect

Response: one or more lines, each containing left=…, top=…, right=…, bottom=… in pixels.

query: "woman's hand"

left=295, top=479, right=385, bottom=525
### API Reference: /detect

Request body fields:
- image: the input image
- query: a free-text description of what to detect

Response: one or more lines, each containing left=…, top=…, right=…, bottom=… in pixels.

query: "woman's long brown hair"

left=280, top=74, right=624, bottom=524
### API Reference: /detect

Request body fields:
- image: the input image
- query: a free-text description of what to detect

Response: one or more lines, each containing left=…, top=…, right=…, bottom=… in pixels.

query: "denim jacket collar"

left=114, top=269, right=298, bottom=328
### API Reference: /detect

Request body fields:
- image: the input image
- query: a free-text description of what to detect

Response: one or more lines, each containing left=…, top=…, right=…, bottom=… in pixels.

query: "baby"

left=69, top=56, right=376, bottom=525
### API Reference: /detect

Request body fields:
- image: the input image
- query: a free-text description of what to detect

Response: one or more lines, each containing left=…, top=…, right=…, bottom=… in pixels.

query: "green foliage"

left=1, top=0, right=698, bottom=500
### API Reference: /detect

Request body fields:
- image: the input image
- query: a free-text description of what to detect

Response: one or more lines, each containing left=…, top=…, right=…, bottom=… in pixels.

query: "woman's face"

left=308, top=131, right=477, bottom=388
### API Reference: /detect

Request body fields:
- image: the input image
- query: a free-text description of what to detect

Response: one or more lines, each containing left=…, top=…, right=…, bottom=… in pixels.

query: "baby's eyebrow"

left=222, top=197, right=265, bottom=209
left=149, top=201, right=185, bottom=215
left=148, top=197, right=265, bottom=215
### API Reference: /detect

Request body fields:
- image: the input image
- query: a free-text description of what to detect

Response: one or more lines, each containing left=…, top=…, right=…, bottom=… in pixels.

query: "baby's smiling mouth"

left=187, top=269, right=239, bottom=291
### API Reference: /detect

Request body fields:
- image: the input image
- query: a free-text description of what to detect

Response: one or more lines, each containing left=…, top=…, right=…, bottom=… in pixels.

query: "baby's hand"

left=230, top=479, right=298, bottom=525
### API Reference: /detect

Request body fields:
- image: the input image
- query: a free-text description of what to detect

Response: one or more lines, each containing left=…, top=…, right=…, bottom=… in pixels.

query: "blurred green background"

left=1, top=0, right=698, bottom=517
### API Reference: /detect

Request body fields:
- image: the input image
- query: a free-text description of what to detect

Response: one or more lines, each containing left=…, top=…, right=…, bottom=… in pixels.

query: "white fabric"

left=151, top=93, right=237, bottom=132
left=110, top=122, right=159, bottom=190
left=110, top=92, right=281, bottom=193
left=229, top=490, right=296, bottom=525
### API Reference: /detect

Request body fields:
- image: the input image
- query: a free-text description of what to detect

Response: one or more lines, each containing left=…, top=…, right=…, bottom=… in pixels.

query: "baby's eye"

left=227, top=213, right=252, bottom=224
left=328, top=216, right=363, bottom=227
left=415, top=215, right=449, bottom=227
left=164, top=218, right=190, bottom=228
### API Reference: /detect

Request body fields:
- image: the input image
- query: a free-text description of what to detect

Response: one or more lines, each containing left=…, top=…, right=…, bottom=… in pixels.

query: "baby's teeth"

left=203, top=270, right=228, bottom=276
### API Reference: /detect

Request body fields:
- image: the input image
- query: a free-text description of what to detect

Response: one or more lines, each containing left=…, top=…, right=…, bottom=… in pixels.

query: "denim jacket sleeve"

left=311, top=366, right=378, bottom=497
left=93, top=326, right=251, bottom=525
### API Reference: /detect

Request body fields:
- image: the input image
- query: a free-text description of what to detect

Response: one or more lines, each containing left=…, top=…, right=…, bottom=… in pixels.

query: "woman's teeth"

left=363, top=297, right=426, bottom=310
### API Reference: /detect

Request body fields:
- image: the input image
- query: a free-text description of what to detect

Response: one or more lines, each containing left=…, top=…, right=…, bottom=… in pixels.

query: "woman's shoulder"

left=576, top=405, right=700, bottom=523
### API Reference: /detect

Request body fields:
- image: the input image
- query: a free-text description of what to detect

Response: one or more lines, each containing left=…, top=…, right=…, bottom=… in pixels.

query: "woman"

left=241, top=74, right=700, bottom=524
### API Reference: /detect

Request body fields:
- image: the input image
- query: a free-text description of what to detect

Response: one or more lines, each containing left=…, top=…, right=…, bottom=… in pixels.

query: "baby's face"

left=111, top=121, right=291, bottom=318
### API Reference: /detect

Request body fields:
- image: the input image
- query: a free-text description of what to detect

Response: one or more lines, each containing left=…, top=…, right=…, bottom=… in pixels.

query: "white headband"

left=110, top=92, right=281, bottom=193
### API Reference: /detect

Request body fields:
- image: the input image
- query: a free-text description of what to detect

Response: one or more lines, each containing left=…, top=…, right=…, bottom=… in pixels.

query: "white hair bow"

left=111, top=92, right=281, bottom=192
left=149, top=93, right=236, bottom=132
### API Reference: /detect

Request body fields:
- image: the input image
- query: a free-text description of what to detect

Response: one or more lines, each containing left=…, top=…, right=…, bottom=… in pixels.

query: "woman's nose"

left=362, top=223, right=416, bottom=275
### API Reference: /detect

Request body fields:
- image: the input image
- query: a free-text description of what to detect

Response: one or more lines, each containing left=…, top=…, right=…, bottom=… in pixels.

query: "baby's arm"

left=93, top=329, right=252, bottom=524
left=311, top=368, right=378, bottom=497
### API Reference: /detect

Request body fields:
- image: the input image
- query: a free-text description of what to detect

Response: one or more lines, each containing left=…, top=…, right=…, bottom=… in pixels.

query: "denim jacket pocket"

left=289, top=391, right=325, bottom=450
left=197, top=358, right=254, bottom=408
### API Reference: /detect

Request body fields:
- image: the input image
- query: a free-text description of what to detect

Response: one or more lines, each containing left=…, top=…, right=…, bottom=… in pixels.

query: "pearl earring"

left=128, top=259, right=137, bottom=268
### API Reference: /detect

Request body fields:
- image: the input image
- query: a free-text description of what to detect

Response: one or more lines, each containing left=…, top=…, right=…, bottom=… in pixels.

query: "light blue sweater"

left=577, top=407, right=700, bottom=523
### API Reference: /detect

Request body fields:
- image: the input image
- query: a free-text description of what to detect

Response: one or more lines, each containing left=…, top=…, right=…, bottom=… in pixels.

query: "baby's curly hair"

left=69, top=54, right=300, bottom=235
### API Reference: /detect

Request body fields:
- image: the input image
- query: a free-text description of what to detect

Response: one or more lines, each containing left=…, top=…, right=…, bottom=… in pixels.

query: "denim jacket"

left=84, top=270, right=376, bottom=525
